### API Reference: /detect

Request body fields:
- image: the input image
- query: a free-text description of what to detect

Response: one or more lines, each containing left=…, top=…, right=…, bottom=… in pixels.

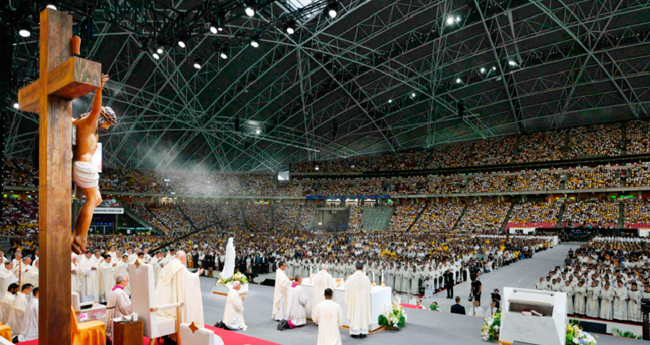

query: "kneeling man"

left=313, top=288, right=343, bottom=345
left=278, top=275, right=308, bottom=331
left=217, top=281, right=247, bottom=330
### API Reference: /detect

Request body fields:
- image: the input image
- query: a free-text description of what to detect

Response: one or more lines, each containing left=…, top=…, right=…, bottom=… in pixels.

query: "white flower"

left=493, top=325, right=499, bottom=331
left=487, top=319, right=493, bottom=326
left=572, top=338, right=579, bottom=344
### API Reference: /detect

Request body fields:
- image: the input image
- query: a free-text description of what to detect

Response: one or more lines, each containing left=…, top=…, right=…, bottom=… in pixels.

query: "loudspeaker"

left=457, top=101, right=465, bottom=118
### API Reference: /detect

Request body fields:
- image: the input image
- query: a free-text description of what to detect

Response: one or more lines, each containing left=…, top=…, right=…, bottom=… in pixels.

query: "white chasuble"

left=273, top=268, right=291, bottom=320
left=344, top=271, right=371, bottom=335
left=313, top=299, right=343, bottom=345
left=311, top=270, right=337, bottom=318
left=286, top=284, right=308, bottom=326
left=155, top=258, right=205, bottom=327
left=224, top=289, right=247, bottom=330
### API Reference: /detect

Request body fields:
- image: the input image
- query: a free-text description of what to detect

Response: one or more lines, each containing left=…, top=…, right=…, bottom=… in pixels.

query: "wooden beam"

left=18, top=81, right=41, bottom=113
left=47, top=57, right=101, bottom=100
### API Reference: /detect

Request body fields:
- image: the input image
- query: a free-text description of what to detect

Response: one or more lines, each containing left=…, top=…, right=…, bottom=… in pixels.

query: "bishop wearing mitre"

left=344, top=261, right=371, bottom=339
left=312, top=264, right=337, bottom=318
left=155, top=251, right=205, bottom=326
left=273, top=261, right=293, bottom=320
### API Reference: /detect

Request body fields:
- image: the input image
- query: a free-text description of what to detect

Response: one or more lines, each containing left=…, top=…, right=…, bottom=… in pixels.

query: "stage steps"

left=555, top=203, right=567, bottom=227
left=618, top=202, right=625, bottom=229
left=361, top=206, right=394, bottom=231
left=406, top=203, right=429, bottom=232
left=500, top=203, right=515, bottom=233
left=451, top=204, right=468, bottom=231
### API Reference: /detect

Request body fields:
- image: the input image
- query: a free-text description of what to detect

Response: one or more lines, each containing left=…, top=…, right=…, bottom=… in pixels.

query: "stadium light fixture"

left=411, top=92, right=416, bottom=98
left=251, top=35, right=260, bottom=48
left=245, top=4, right=255, bottom=17
left=508, top=60, right=518, bottom=67
left=46, top=4, right=57, bottom=10
left=210, top=26, right=218, bottom=34
left=152, top=52, right=160, bottom=60
left=193, top=58, right=201, bottom=69
left=19, top=23, right=30, bottom=38
left=455, top=78, right=462, bottom=84
left=388, top=99, right=393, bottom=104
left=285, top=20, right=296, bottom=35
left=255, top=128, right=261, bottom=135
left=177, top=40, right=186, bottom=48
left=480, top=67, right=486, bottom=74
left=13, top=103, right=19, bottom=109
left=156, top=47, right=164, bottom=54
left=220, top=50, right=228, bottom=59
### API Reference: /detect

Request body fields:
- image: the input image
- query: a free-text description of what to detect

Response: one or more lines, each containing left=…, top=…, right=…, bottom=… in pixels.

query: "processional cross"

left=17, top=8, right=101, bottom=344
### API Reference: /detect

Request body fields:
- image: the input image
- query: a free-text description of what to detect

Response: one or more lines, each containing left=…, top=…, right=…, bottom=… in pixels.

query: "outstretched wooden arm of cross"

left=15, top=8, right=101, bottom=345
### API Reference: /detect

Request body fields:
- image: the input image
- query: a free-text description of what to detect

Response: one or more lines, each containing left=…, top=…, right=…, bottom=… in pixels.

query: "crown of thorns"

left=80, top=106, right=117, bottom=125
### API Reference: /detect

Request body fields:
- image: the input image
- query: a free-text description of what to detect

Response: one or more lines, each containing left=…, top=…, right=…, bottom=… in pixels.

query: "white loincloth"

left=73, top=161, right=99, bottom=189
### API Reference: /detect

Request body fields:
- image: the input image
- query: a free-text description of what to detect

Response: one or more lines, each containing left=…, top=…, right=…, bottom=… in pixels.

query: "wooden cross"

left=17, top=8, right=101, bottom=344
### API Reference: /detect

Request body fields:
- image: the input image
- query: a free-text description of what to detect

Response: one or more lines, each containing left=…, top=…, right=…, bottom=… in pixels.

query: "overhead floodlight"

left=245, top=5, right=255, bottom=17
left=18, top=23, right=30, bottom=38
left=411, top=92, right=416, bottom=98
left=456, top=16, right=461, bottom=22
left=508, top=60, right=518, bottom=67
left=46, top=4, right=57, bottom=10
left=492, top=66, right=497, bottom=71
left=156, top=47, right=164, bottom=54
left=210, top=26, right=218, bottom=34
left=480, top=67, right=486, bottom=74
left=250, top=35, right=260, bottom=48
left=388, top=99, right=393, bottom=104
left=328, top=8, right=337, bottom=18
left=326, top=2, right=338, bottom=18
left=285, top=20, right=296, bottom=34
left=193, top=58, right=202, bottom=69
left=152, top=52, right=160, bottom=60
left=13, top=103, right=19, bottom=109
left=455, top=78, right=462, bottom=84
left=255, top=128, right=261, bottom=135
left=446, top=16, right=455, bottom=26
left=220, top=51, right=228, bottom=59
left=177, top=40, right=186, bottom=48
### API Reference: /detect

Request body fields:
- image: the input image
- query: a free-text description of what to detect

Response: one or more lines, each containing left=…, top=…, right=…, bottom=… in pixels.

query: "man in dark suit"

left=450, top=297, right=466, bottom=315
left=444, top=269, right=455, bottom=299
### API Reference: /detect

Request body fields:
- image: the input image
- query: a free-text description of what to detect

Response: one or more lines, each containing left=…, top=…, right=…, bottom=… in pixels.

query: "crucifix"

left=17, top=8, right=101, bottom=344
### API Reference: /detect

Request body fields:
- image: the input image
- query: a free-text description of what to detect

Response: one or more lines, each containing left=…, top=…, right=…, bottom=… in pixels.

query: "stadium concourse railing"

left=6, top=185, right=650, bottom=200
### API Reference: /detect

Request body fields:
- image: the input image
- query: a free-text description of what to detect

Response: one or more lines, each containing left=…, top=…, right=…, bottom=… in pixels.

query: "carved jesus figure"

left=71, top=74, right=116, bottom=254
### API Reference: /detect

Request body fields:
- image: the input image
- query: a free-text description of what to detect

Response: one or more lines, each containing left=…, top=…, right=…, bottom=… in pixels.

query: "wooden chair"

left=128, top=263, right=183, bottom=345
left=70, top=306, right=106, bottom=345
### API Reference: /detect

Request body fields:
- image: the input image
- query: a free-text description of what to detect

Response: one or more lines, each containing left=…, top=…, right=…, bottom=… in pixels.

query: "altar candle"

left=373, top=271, right=375, bottom=282
left=310, top=265, right=313, bottom=276
left=382, top=271, right=384, bottom=283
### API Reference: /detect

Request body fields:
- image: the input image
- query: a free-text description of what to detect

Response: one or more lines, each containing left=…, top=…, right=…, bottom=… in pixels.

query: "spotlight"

left=178, top=40, right=186, bottom=48
left=411, top=92, right=416, bottom=98
left=446, top=16, right=455, bottom=26
left=220, top=51, right=228, bottom=59
left=193, top=58, right=202, bottom=69
left=285, top=20, right=296, bottom=34
left=13, top=103, right=19, bottom=109
left=508, top=60, right=518, bottom=67
left=455, top=78, right=462, bottom=84
left=156, top=47, right=164, bottom=54
left=456, top=16, right=461, bottom=22
left=328, top=8, right=337, bottom=18
left=255, top=128, right=261, bottom=135
left=245, top=5, right=255, bottom=17
left=326, top=2, right=338, bottom=18
left=388, top=99, right=393, bottom=104
left=210, top=26, right=218, bottom=34
left=46, top=4, right=57, bottom=10
left=480, top=67, right=486, bottom=74
left=250, top=35, right=260, bottom=48
left=18, top=23, right=30, bottom=38
left=152, top=52, right=160, bottom=60
left=492, top=66, right=497, bottom=71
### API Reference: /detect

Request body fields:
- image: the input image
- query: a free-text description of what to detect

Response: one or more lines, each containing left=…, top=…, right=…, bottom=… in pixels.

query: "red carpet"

left=18, top=325, right=281, bottom=345
left=400, top=303, right=424, bottom=310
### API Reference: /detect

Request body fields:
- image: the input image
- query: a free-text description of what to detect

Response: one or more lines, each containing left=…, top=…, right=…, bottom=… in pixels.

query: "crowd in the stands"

left=562, top=200, right=620, bottom=228
left=457, top=202, right=511, bottom=233
left=508, top=202, right=561, bottom=226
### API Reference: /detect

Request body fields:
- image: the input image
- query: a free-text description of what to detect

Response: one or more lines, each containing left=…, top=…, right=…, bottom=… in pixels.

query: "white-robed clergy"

left=313, top=288, right=343, bottom=345
left=600, top=283, right=613, bottom=320
left=273, top=261, right=293, bottom=320
left=277, top=275, right=308, bottom=331
left=7, top=284, right=33, bottom=339
left=560, top=281, right=574, bottom=315
left=22, top=260, right=39, bottom=289
left=217, top=281, right=247, bottom=331
left=79, top=252, right=99, bottom=302
left=99, top=255, right=116, bottom=303
left=20, top=287, right=38, bottom=341
left=628, top=283, right=642, bottom=322
left=344, top=262, right=372, bottom=338
left=311, top=265, right=337, bottom=318
left=585, top=281, right=601, bottom=318
left=155, top=251, right=205, bottom=327
left=469, top=300, right=485, bottom=317
left=0, top=261, right=18, bottom=297
left=71, top=255, right=80, bottom=294
left=105, top=274, right=132, bottom=339
left=115, top=255, right=130, bottom=296
left=0, top=283, right=18, bottom=324
left=613, top=281, right=628, bottom=321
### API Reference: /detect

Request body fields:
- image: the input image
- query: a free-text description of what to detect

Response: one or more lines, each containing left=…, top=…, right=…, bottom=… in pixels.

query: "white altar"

left=499, top=287, right=567, bottom=345
left=211, top=282, right=249, bottom=295
left=301, top=278, right=391, bottom=331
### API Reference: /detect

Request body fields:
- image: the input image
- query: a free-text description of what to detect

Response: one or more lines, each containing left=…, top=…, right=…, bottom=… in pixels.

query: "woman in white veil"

left=221, top=237, right=236, bottom=279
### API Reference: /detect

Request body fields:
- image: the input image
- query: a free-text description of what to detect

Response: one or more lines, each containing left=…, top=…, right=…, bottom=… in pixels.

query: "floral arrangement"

left=216, top=272, right=249, bottom=286
left=613, top=328, right=641, bottom=340
left=481, top=311, right=501, bottom=342
left=378, top=300, right=407, bottom=330
left=429, top=303, right=440, bottom=311
left=567, top=321, right=597, bottom=345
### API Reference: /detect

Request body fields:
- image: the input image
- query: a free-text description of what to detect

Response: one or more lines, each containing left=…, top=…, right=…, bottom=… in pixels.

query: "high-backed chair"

left=129, top=263, right=183, bottom=345
left=72, top=292, right=106, bottom=323
left=70, top=306, right=106, bottom=345
left=179, top=322, right=224, bottom=345
left=0, top=323, right=10, bottom=343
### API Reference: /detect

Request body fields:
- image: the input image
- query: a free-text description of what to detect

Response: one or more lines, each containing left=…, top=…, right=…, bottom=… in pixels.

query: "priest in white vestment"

left=7, top=284, right=33, bottom=337
left=313, top=288, right=343, bottom=345
left=0, top=283, right=18, bottom=324
left=311, top=264, right=337, bottom=318
left=273, top=261, right=293, bottom=320
left=217, top=281, right=247, bottom=331
left=155, top=251, right=205, bottom=327
left=469, top=300, right=485, bottom=317
left=278, top=275, right=308, bottom=331
left=115, top=255, right=130, bottom=296
left=71, top=255, right=80, bottom=294
left=79, top=252, right=99, bottom=302
left=105, top=274, right=132, bottom=339
left=23, top=260, right=38, bottom=289
left=99, top=255, right=116, bottom=303
left=0, top=261, right=18, bottom=297
left=344, top=262, right=371, bottom=338
left=21, top=287, right=38, bottom=341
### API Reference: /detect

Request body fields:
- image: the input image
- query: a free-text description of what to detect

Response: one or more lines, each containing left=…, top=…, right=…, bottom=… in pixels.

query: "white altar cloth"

left=301, top=278, right=391, bottom=331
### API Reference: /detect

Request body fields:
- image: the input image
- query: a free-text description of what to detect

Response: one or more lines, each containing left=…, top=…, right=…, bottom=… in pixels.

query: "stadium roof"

left=3, top=0, right=650, bottom=172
